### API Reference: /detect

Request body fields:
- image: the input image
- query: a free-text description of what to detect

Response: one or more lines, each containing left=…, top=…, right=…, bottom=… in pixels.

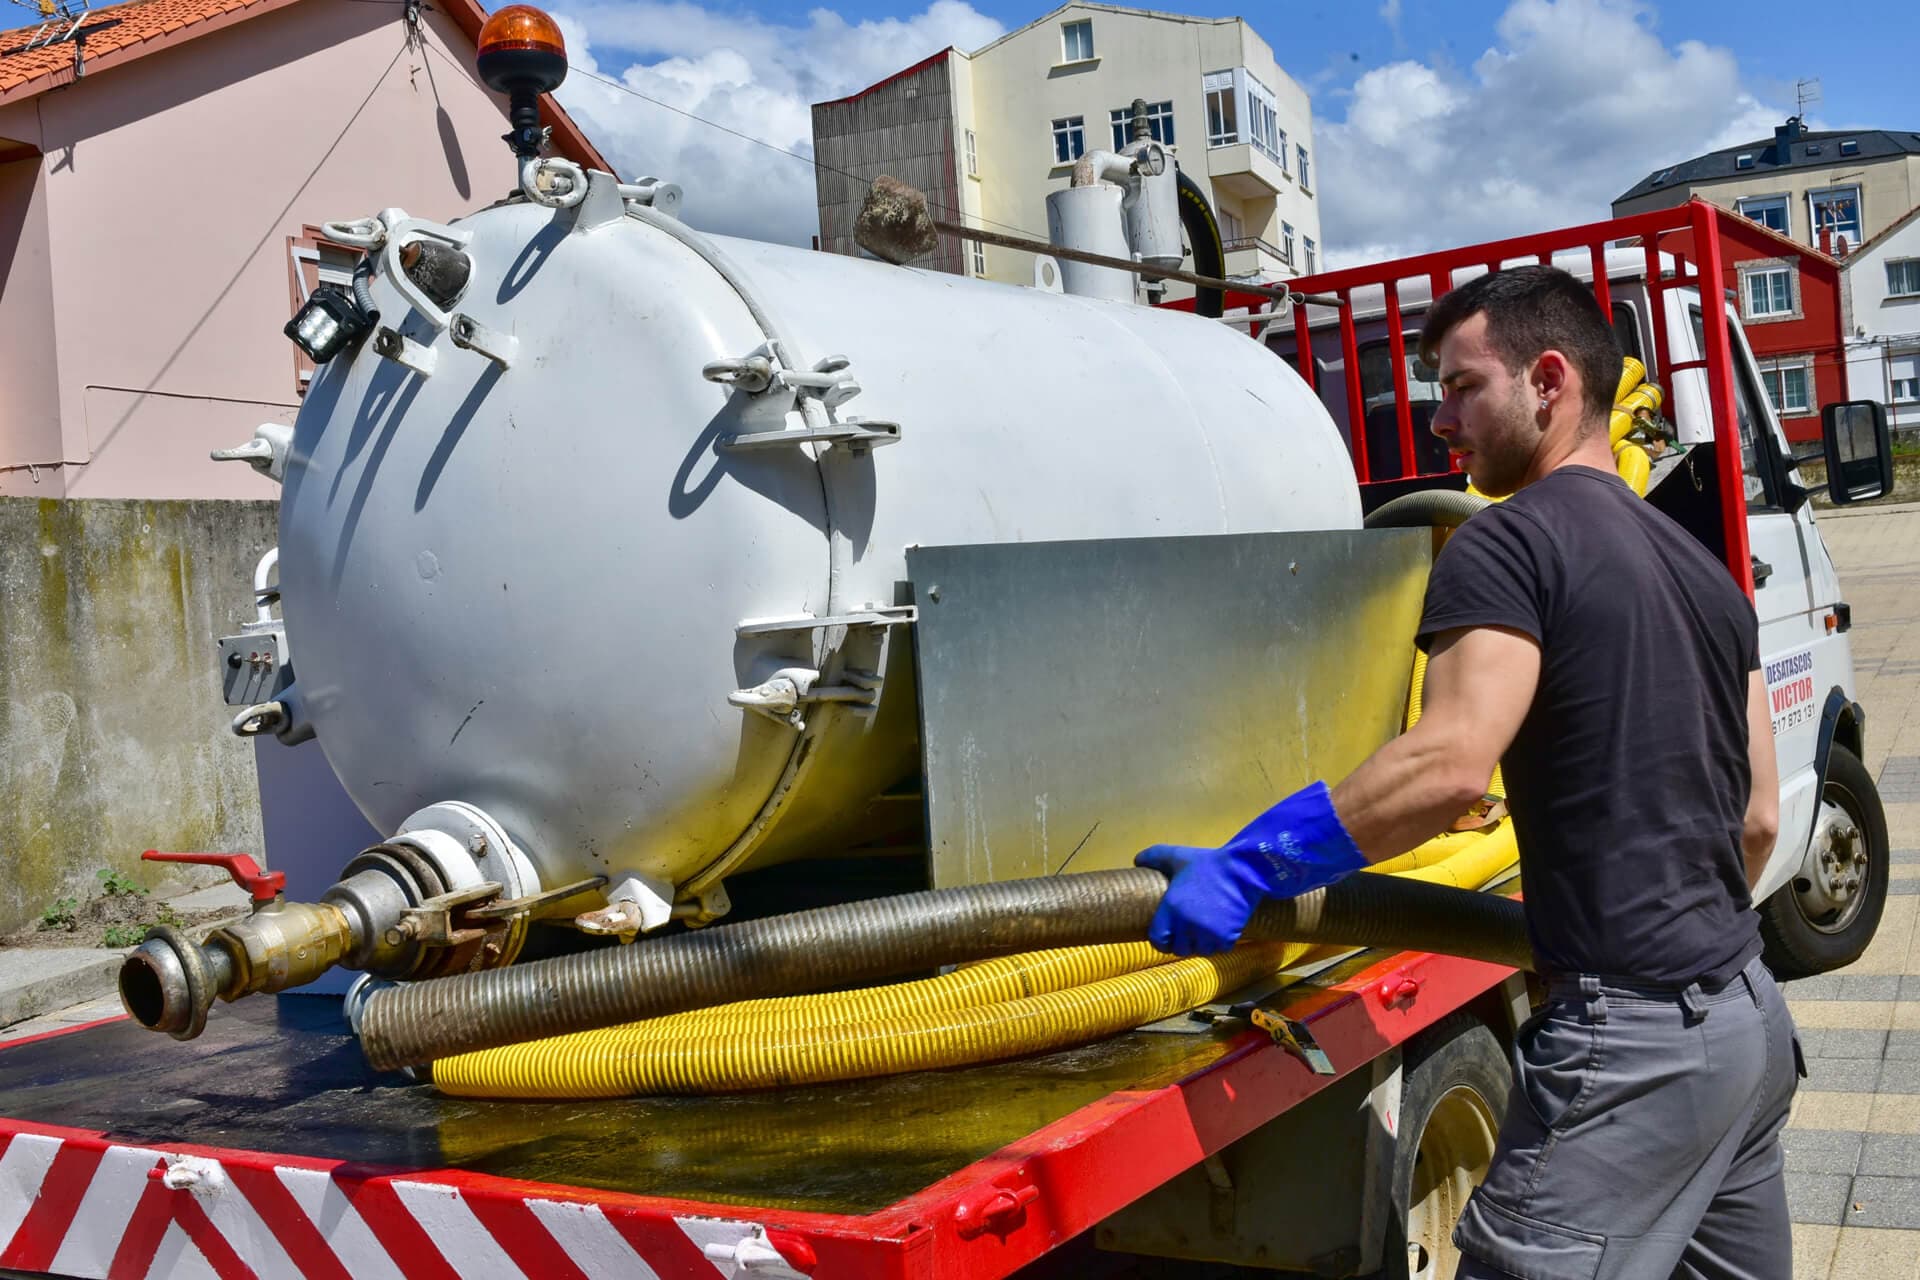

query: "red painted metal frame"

left=1194, top=199, right=1756, bottom=593
left=0, top=951, right=1512, bottom=1280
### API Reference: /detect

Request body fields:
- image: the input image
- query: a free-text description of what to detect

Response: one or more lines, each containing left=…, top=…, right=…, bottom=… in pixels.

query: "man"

left=1137, top=265, right=1799, bottom=1279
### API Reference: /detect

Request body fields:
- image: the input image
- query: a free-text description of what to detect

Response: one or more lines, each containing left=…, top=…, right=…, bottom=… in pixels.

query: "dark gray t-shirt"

left=1416, top=465, right=1762, bottom=987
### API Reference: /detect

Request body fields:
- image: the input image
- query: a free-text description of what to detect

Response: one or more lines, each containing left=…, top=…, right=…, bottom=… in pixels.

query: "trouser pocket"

left=1454, top=1192, right=1605, bottom=1280
left=1515, top=1004, right=1598, bottom=1133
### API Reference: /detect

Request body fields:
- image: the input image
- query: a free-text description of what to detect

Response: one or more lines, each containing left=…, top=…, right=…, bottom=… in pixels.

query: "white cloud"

left=1319, top=0, right=1783, bottom=266
left=549, top=1, right=1002, bottom=245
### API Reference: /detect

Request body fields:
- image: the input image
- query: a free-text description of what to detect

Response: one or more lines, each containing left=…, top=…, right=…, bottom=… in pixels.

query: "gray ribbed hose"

left=357, top=868, right=1528, bottom=1070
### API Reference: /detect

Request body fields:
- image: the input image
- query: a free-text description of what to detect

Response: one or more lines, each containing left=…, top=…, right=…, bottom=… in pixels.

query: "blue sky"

left=548, top=0, right=1919, bottom=260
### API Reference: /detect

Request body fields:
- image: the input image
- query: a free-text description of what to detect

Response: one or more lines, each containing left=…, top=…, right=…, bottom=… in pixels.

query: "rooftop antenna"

left=4, top=0, right=121, bottom=76
left=1795, top=77, right=1822, bottom=119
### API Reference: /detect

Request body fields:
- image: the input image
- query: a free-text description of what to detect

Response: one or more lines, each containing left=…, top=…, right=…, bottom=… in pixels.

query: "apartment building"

left=811, top=4, right=1321, bottom=289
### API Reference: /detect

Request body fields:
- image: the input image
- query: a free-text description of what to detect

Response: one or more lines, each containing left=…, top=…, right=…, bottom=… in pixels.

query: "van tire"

left=1759, top=746, right=1889, bottom=979
left=1377, top=1014, right=1509, bottom=1280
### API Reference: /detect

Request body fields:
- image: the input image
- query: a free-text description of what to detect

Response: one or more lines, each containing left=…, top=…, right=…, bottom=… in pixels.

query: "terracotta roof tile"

left=0, top=0, right=613, bottom=172
left=0, top=0, right=276, bottom=96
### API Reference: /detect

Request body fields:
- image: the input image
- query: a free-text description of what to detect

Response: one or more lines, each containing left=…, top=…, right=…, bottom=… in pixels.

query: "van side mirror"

left=1821, top=400, right=1894, bottom=505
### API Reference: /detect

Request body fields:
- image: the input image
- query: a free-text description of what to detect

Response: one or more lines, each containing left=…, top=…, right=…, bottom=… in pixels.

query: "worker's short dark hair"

left=1419, top=265, right=1621, bottom=425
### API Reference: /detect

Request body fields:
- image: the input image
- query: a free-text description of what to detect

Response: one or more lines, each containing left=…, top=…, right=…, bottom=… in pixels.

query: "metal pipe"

left=353, top=868, right=1530, bottom=1071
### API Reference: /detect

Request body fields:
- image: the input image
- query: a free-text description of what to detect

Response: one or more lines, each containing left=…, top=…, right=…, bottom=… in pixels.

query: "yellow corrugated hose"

left=436, top=942, right=1313, bottom=1098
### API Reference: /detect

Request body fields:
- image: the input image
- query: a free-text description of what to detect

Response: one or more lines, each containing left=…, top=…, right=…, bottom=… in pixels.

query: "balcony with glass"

left=1202, top=68, right=1289, bottom=198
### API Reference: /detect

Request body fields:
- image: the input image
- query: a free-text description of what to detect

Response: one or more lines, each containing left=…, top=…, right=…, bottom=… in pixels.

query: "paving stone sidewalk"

left=1780, top=501, right=1920, bottom=1279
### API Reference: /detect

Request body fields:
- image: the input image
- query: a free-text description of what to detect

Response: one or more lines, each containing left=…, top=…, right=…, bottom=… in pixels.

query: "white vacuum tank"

left=273, top=180, right=1361, bottom=924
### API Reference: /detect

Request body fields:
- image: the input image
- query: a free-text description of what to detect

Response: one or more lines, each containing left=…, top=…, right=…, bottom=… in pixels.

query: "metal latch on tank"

left=388, top=874, right=606, bottom=955
left=729, top=608, right=915, bottom=729
left=703, top=345, right=901, bottom=454
left=728, top=666, right=881, bottom=731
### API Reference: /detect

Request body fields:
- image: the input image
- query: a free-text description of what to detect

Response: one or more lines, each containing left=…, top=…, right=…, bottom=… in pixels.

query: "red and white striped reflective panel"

left=0, top=1130, right=810, bottom=1279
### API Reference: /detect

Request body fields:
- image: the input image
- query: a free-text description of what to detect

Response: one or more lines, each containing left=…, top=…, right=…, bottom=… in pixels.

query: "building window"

left=1218, top=206, right=1243, bottom=242
left=1737, top=195, right=1788, bottom=235
left=287, top=231, right=364, bottom=391
left=1759, top=360, right=1812, bottom=415
left=1840, top=139, right=1860, bottom=157
left=1887, top=259, right=1920, bottom=298
left=1735, top=153, right=1754, bottom=170
left=1741, top=264, right=1794, bottom=319
left=1890, top=354, right=1918, bottom=403
left=971, top=240, right=986, bottom=276
left=1297, top=145, right=1311, bottom=191
left=965, top=129, right=978, bottom=178
left=1281, top=221, right=1295, bottom=264
left=1109, top=102, right=1174, bottom=149
left=1051, top=116, right=1085, bottom=164
left=1061, top=19, right=1093, bottom=62
left=1204, top=69, right=1282, bottom=164
left=1303, top=237, right=1317, bottom=273
left=1808, top=185, right=1862, bottom=247
left=1203, top=71, right=1237, bottom=146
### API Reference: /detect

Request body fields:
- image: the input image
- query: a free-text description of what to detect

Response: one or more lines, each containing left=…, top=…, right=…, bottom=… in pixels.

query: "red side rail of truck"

left=0, top=204, right=1762, bottom=1280
left=1190, top=197, right=1760, bottom=596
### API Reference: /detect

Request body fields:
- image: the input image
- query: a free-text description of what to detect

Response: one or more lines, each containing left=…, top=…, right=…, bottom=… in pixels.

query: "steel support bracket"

left=721, top=417, right=900, bottom=455
left=449, top=313, right=518, bottom=369
left=734, top=606, right=916, bottom=640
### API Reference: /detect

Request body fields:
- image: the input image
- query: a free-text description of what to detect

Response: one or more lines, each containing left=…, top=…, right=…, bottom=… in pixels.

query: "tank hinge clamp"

left=703, top=346, right=865, bottom=409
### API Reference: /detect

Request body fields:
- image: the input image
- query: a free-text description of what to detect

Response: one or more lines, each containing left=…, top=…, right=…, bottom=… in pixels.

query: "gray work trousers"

left=1453, top=954, right=1803, bottom=1280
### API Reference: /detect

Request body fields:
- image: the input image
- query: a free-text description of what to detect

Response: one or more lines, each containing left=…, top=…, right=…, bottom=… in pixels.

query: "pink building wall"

left=0, top=0, right=558, bottom=498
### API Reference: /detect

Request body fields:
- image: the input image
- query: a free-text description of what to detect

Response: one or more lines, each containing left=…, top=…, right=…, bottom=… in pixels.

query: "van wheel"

left=1379, top=1015, right=1508, bottom=1280
left=1760, top=745, right=1889, bottom=980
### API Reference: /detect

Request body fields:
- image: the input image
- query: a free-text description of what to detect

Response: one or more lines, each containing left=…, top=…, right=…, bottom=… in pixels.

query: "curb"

left=0, top=951, right=125, bottom=1029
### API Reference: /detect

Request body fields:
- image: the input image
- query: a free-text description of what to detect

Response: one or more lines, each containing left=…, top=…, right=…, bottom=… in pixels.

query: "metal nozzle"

left=119, top=925, right=233, bottom=1040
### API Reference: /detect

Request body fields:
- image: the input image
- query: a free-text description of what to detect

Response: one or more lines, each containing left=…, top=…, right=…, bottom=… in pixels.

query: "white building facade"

left=1843, top=205, right=1920, bottom=436
left=811, top=4, right=1321, bottom=289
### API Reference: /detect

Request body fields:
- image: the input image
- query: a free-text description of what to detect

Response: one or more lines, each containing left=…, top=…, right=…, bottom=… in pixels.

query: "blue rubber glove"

left=1134, top=781, right=1368, bottom=956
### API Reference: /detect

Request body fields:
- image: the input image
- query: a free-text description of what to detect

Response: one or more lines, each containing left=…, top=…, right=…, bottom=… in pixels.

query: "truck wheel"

left=1759, top=746, right=1889, bottom=980
left=1381, top=1014, right=1509, bottom=1280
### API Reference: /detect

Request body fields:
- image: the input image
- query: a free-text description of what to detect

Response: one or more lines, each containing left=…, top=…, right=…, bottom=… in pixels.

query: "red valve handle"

left=142, top=850, right=285, bottom=904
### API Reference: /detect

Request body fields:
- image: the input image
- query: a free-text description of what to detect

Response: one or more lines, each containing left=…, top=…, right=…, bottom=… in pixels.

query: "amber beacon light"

left=478, top=5, right=568, bottom=157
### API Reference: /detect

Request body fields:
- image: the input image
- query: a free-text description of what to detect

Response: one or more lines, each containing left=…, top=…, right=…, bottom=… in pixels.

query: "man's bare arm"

left=1743, top=668, right=1781, bottom=890
left=1331, top=625, right=1541, bottom=862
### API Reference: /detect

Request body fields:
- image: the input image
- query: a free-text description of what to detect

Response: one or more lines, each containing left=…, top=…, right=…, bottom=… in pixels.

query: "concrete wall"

left=0, top=0, right=538, bottom=499
left=0, top=498, right=276, bottom=934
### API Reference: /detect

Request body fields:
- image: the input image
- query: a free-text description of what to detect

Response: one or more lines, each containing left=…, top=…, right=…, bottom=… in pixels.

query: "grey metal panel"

left=909, top=531, right=1430, bottom=889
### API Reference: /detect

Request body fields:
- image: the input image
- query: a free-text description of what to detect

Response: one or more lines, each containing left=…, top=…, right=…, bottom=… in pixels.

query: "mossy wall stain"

left=1, top=498, right=280, bottom=933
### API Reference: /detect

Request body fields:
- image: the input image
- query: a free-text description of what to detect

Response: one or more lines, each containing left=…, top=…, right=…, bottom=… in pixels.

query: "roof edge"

left=0, top=0, right=306, bottom=108
left=813, top=46, right=952, bottom=110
